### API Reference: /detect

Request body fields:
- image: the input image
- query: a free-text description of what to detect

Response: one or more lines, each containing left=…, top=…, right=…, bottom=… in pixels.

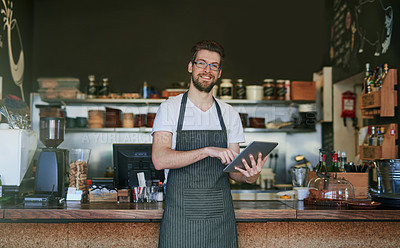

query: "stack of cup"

left=88, top=110, right=104, bottom=128
left=123, top=113, right=134, bottom=128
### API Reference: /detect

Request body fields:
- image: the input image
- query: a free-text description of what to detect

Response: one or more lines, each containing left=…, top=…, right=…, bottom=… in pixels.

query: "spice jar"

left=275, top=80, right=286, bottom=100
left=98, top=77, right=110, bottom=99
left=263, top=79, right=275, bottom=100
left=235, top=79, right=246, bottom=99
left=87, top=75, right=97, bottom=99
left=219, top=79, right=233, bottom=100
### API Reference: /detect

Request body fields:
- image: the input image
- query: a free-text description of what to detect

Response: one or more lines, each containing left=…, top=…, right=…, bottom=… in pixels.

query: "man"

left=152, top=40, right=267, bottom=248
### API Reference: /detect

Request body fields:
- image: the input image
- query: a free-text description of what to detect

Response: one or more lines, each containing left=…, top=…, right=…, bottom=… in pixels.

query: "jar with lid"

left=235, top=79, right=246, bottom=99
left=87, top=75, right=97, bottom=99
left=275, top=80, right=285, bottom=100
left=219, top=79, right=233, bottom=99
left=98, top=77, right=110, bottom=98
left=262, top=79, right=275, bottom=100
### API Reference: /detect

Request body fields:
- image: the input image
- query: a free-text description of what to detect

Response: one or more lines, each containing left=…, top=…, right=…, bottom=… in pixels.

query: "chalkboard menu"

left=329, top=0, right=400, bottom=81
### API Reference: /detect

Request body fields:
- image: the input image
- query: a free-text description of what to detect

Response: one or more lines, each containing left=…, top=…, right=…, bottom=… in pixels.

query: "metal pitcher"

left=290, top=165, right=310, bottom=187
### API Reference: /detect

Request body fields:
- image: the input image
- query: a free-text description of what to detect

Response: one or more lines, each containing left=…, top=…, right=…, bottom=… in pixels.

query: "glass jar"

left=262, top=79, right=275, bottom=100
left=275, top=80, right=285, bottom=100
left=220, top=79, right=233, bottom=99
left=235, top=79, right=246, bottom=99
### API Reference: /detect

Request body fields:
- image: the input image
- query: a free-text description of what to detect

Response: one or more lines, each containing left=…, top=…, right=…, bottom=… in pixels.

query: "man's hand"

left=206, top=147, right=239, bottom=165
left=234, top=152, right=268, bottom=184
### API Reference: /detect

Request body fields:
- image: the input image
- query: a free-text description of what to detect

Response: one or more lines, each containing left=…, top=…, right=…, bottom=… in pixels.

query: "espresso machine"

left=34, top=117, right=69, bottom=199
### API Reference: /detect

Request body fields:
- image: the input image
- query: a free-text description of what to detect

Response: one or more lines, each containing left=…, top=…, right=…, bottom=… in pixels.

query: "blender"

left=34, top=117, right=69, bottom=199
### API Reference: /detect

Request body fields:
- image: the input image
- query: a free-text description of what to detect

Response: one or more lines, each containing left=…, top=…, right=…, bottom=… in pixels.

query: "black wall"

left=32, top=0, right=330, bottom=94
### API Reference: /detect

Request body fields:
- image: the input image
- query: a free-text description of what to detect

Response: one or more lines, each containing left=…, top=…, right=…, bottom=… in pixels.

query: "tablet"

left=223, top=141, right=278, bottom=173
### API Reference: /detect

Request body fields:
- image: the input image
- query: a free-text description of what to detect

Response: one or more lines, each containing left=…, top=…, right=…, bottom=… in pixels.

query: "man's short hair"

left=191, top=40, right=225, bottom=68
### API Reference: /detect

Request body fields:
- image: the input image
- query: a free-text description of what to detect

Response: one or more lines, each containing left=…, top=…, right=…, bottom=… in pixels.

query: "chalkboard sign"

left=329, top=0, right=400, bottom=81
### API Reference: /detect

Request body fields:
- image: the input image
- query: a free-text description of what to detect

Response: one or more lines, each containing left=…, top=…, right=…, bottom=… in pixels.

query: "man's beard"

left=191, top=73, right=217, bottom=93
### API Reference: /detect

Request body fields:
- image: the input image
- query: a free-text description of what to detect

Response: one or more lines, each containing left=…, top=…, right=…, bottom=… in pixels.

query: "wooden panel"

left=4, top=209, right=164, bottom=220
left=235, top=209, right=296, bottom=220
left=296, top=210, right=400, bottom=220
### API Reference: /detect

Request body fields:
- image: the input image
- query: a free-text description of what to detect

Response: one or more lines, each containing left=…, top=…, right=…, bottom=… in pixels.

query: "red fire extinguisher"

left=341, top=91, right=356, bottom=126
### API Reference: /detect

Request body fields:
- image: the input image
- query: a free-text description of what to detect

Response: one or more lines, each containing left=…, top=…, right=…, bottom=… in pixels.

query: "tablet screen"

left=223, top=141, right=278, bottom=173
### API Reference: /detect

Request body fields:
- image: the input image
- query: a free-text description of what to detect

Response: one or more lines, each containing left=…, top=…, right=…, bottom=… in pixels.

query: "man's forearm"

left=152, top=147, right=210, bottom=170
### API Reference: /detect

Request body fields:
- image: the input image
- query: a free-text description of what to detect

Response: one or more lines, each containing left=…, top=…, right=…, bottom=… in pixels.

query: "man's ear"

left=218, top=69, right=222, bottom=78
left=188, top=62, right=193, bottom=73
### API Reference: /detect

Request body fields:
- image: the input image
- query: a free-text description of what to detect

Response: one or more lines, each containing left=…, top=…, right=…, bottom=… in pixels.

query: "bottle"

left=98, top=77, right=110, bottom=98
left=262, top=79, right=275, bottom=100
left=87, top=75, right=97, bottom=99
left=142, top=81, right=148, bottom=99
left=372, top=127, right=380, bottom=146
left=374, top=65, right=383, bottom=90
left=381, top=63, right=389, bottom=83
left=329, top=151, right=340, bottom=172
left=235, top=79, right=246, bottom=99
left=340, top=151, right=347, bottom=172
left=368, top=126, right=376, bottom=146
left=363, top=63, right=370, bottom=93
left=0, top=174, right=2, bottom=198
left=316, top=149, right=327, bottom=172
left=377, top=127, right=385, bottom=146
left=220, top=79, right=233, bottom=99
left=284, top=80, right=291, bottom=101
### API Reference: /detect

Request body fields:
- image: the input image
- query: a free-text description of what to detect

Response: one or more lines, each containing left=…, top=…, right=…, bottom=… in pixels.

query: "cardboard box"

left=291, top=81, right=316, bottom=101
left=307, top=171, right=368, bottom=199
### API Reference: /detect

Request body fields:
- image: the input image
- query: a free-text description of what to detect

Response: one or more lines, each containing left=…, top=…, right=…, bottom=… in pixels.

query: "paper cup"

left=294, top=187, right=310, bottom=201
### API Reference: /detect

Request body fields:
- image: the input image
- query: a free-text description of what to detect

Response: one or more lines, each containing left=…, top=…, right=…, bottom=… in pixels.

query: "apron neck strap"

left=177, top=91, right=226, bottom=132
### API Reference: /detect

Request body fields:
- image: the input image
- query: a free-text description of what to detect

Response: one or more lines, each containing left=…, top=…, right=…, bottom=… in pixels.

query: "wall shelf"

left=41, top=97, right=314, bottom=106
left=65, top=127, right=316, bottom=133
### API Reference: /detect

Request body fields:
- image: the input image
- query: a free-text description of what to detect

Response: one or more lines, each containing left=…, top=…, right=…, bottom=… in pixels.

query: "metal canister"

left=235, top=79, right=246, bottom=99
left=263, top=79, right=275, bottom=100
left=275, top=80, right=285, bottom=100
left=87, top=75, right=97, bottom=99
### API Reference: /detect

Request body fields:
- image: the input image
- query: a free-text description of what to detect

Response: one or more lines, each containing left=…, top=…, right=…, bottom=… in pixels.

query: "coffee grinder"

left=34, top=117, right=69, bottom=199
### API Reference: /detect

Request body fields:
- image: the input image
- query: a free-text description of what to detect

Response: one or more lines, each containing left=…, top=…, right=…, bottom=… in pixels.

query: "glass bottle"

left=316, top=149, right=327, bottom=172
left=368, top=126, right=376, bottom=146
left=142, top=81, right=148, bottom=99
left=329, top=151, right=340, bottom=172
left=87, top=75, right=97, bottom=99
left=340, top=151, right=347, bottom=172
left=364, top=63, right=370, bottom=93
left=381, top=63, right=389, bottom=85
left=377, top=127, right=385, bottom=146
left=372, top=127, right=380, bottom=146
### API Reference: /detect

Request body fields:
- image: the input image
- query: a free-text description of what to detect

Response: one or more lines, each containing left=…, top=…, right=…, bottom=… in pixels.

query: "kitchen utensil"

left=290, top=165, right=309, bottom=187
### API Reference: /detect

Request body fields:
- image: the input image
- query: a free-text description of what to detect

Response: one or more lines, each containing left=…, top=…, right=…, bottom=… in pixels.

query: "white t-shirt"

left=152, top=93, right=245, bottom=149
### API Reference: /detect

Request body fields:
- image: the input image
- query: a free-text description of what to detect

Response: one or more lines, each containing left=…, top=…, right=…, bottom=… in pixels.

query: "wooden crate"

left=89, top=192, right=118, bottom=202
left=307, top=171, right=368, bottom=199
left=359, top=123, right=398, bottom=160
left=290, top=81, right=316, bottom=101
left=359, top=69, right=397, bottom=117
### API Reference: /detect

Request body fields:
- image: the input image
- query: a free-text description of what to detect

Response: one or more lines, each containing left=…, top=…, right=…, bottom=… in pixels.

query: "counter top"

left=1, top=199, right=400, bottom=222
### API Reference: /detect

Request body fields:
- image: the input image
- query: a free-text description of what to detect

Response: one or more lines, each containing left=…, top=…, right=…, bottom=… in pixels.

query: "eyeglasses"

left=193, top=61, right=221, bottom=71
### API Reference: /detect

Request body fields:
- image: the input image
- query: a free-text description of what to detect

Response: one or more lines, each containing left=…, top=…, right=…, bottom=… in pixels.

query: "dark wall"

left=328, top=0, right=400, bottom=82
left=0, top=0, right=33, bottom=102
left=32, top=0, right=329, bottom=94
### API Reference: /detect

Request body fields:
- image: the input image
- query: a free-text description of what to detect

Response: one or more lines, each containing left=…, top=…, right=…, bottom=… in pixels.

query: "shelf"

left=65, top=127, right=316, bottom=133
left=39, top=95, right=314, bottom=106
left=359, top=69, right=397, bottom=117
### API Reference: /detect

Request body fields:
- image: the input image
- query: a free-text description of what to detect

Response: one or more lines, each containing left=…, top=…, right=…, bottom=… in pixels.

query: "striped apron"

left=158, top=91, right=238, bottom=248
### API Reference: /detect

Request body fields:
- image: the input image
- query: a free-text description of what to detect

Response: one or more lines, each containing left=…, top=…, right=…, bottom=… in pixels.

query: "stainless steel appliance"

left=372, top=159, right=400, bottom=208
left=35, top=117, right=69, bottom=198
